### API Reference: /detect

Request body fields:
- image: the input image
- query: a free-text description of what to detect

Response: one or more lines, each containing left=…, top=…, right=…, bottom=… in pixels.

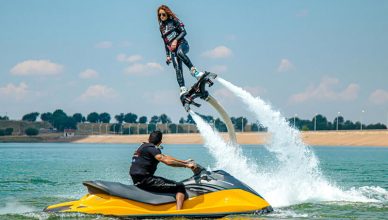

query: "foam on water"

left=0, top=198, right=36, bottom=215
left=190, top=77, right=387, bottom=207
left=267, top=209, right=309, bottom=218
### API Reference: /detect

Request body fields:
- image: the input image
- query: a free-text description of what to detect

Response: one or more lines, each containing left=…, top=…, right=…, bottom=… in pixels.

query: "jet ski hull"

left=44, top=189, right=272, bottom=217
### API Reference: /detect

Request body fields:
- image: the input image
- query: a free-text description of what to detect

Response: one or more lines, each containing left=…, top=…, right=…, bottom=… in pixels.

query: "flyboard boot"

left=179, top=86, right=188, bottom=97
left=191, top=67, right=215, bottom=87
left=180, top=70, right=217, bottom=112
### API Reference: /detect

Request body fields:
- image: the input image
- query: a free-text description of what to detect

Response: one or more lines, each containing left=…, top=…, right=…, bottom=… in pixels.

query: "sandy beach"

left=71, top=130, right=388, bottom=147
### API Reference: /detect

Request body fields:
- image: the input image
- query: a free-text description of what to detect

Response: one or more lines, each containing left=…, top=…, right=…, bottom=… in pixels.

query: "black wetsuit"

left=160, top=17, right=194, bottom=87
left=129, top=143, right=185, bottom=194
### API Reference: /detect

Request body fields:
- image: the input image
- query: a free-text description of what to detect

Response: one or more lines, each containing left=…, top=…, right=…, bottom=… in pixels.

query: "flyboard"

left=180, top=72, right=237, bottom=144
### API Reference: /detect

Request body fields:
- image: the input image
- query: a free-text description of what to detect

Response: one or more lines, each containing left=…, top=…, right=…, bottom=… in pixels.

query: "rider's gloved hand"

left=166, top=56, right=172, bottom=65
left=186, top=162, right=197, bottom=170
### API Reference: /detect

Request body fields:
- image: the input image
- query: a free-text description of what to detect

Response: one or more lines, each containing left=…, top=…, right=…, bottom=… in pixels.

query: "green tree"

left=343, top=120, right=356, bottom=130
left=177, top=124, right=186, bottom=133
left=251, top=123, right=259, bottom=132
left=168, top=124, right=178, bottom=133
left=72, top=113, right=83, bottom=123
left=198, top=114, right=214, bottom=124
left=366, top=123, right=387, bottom=129
left=139, top=128, right=147, bottom=134
left=186, top=114, right=195, bottom=124
left=314, top=114, right=329, bottom=130
left=215, top=118, right=227, bottom=132
left=231, top=117, right=237, bottom=125
left=5, top=128, right=13, bottom=135
left=255, top=122, right=267, bottom=132
left=0, top=116, right=9, bottom=120
left=122, top=127, right=132, bottom=135
left=235, top=117, right=248, bottom=132
left=354, top=121, right=362, bottom=130
left=115, top=113, right=124, bottom=124
left=159, top=114, right=171, bottom=124
left=327, top=122, right=334, bottom=130
left=41, top=112, right=53, bottom=123
left=333, top=116, right=344, bottom=130
left=124, top=113, right=138, bottom=123
left=22, top=112, right=40, bottom=122
left=53, top=109, right=66, bottom=118
left=110, top=123, right=122, bottom=133
left=150, top=115, right=159, bottom=124
left=99, top=112, right=111, bottom=123
left=130, top=127, right=139, bottom=134
left=52, top=109, right=77, bottom=131
left=139, top=116, right=147, bottom=123
left=148, top=123, right=157, bottom=133
left=1, top=128, right=14, bottom=136
left=179, top=117, right=185, bottom=124
left=300, top=119, right=313, bottom=131
left=287, top=116, right=302, bottom=129
left=87, top=112, right=99, bottom=123
left=25, top=127, right=39, bottom=136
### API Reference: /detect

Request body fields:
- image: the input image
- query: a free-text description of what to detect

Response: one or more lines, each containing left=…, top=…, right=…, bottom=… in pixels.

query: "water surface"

left=0, top=143, right=387, bottom=219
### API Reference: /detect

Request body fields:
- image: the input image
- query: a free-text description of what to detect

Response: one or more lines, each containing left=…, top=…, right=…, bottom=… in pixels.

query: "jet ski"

left=44, top=164, right=273, bottom=218
left=180, top=71, right=217, bottom=112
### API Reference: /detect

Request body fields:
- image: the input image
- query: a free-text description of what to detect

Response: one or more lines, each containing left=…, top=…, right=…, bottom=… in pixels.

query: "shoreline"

left=1, top=130, right=387, bottom=147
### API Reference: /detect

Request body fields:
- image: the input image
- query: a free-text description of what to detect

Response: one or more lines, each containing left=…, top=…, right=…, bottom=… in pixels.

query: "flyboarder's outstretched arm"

left=155, top=154, right=195, bottom=169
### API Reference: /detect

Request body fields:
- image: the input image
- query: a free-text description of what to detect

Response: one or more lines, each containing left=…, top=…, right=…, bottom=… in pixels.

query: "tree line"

left=288, top=114, right=386, bottom=130
left=0, top=111, right=386, bottom=133
left=0, top=116, right=9, bottom=120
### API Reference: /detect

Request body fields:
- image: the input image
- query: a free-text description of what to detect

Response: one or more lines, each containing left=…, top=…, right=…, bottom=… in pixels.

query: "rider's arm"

left=160, top=24, right=171, bottom=56
left=155, top=154, right=189, bottom=168
left=164, top=44, right=170, bottom=56
left=174, top=19, right=186, bottom=41
left=163, top=155, right=188, bottom=164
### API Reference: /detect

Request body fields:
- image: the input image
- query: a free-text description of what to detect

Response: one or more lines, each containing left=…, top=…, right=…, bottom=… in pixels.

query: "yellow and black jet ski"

left=44, top=164, right=273, bottom=218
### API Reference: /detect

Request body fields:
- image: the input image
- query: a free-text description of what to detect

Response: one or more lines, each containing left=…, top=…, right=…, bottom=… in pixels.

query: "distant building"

left=63, top=129, right=75, bottom=137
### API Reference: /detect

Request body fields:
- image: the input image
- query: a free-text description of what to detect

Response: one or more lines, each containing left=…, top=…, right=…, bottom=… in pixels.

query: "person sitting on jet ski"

left=157, top=5, right=205, bottom=96
left=129, top=131, right=196, bottom=210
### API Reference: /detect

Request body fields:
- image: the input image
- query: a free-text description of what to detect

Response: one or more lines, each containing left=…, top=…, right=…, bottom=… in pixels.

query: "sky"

left=1, top=0, right=388, bottom=124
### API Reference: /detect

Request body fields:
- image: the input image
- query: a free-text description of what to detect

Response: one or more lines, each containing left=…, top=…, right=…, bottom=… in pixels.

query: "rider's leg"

left=136, top=176, right=186, bottom=210
left=176, top=42, right=204, bottom=80
left=176, top=192, right=185, bottom=210
left=171, top=53, right=187, bottom=95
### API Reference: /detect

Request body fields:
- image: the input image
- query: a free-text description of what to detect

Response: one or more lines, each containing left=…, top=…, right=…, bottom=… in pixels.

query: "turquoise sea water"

left=0, top=143, right=387, bottom=219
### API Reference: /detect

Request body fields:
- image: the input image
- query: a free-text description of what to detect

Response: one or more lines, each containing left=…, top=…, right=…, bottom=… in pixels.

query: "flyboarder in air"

left=157, top=5, right=217, bottom=111
left=157, top=5, right=204, bottom=96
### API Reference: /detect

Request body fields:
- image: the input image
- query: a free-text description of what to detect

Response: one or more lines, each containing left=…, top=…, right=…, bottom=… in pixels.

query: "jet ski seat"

left=83, top=180, right=176, bottom=205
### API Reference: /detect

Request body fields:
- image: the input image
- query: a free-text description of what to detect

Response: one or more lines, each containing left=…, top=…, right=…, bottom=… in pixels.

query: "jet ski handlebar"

left=190, top=162, right=207, bottom=176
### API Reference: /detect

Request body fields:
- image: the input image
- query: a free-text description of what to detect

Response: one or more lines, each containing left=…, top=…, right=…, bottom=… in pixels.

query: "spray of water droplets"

left=189, top=77, right=387, bottom=207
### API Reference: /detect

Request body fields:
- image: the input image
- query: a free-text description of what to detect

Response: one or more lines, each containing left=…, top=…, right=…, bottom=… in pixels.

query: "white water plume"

left=218, top=78, right=329, bottom=206
left=189, top=111, right=261, bottom=182
left=191, top=77, right=387, bottom=207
